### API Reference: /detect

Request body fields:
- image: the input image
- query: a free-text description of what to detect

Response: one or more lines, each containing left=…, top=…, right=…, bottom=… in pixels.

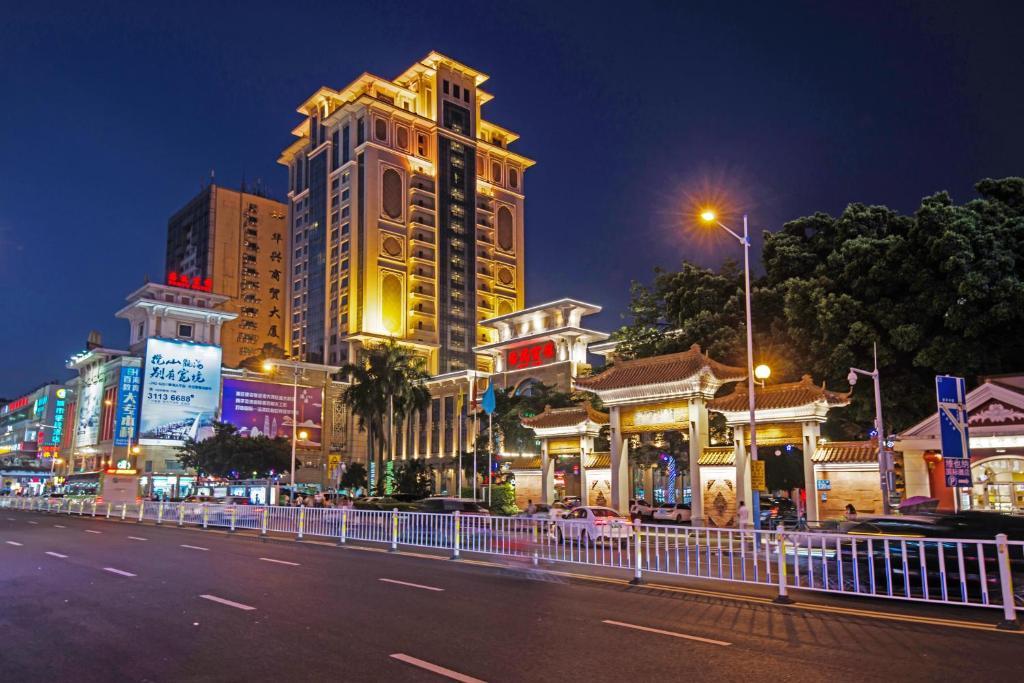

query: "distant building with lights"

left=278, top=51, right=531, bottom=374
left=165, top=184, right=289, bottom=368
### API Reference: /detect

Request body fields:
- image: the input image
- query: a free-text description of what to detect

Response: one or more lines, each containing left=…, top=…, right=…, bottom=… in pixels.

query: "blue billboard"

left=113, top=366, right=142, bottom=447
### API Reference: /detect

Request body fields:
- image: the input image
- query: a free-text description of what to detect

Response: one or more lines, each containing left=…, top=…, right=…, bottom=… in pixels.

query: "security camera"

left=847, top=370, right=858, bottom=386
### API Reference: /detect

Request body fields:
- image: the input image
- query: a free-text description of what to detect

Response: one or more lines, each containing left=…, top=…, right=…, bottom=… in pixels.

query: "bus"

left=62, top=469, right=141, bottom=506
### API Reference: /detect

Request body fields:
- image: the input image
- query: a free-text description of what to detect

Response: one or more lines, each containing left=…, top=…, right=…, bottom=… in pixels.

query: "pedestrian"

left=845, top=502, right=857, bottom=521
left=737, top=500, right=750, bottom=530
left=526, top=499, right=537, bottom=515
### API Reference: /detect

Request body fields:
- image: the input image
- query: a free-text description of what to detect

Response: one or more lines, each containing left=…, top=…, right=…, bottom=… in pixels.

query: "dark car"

left=835, top=514, right=1024, bottom=601
left=415, top=497, right=490, bottom=515
left=760, top=496, right=798, bottom=528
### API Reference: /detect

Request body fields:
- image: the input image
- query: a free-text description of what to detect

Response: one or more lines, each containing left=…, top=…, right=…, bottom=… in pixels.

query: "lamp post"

left=700, top=210, right=762, bottom=528
left=848, top=343, right=890, bottom=514
left=263, top=359, right=340, bottom=504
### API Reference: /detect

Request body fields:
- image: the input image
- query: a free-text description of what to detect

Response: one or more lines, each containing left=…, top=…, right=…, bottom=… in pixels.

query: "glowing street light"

left=754, top=364, right=771, bottom=386
left=699, top=207, right=762, bottom=528
left=298, top=430, right=309, bottom=441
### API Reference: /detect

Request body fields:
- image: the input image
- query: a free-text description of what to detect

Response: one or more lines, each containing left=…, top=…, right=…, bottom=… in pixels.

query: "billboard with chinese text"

left=138, top=338, right=222, bottom=446
left=220, top=378, right=323, bottom=446
left=113, top=366, right=142, bottom=447
left=75, top=363, right=104, bottom=447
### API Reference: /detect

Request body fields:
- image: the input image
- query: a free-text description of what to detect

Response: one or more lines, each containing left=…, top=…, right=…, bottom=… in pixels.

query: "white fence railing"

left=3, top=496, right=1020, bottom=628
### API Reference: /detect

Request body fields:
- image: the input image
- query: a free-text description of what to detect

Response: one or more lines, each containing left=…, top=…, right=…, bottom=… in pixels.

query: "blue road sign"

left=936, top=375, right=971, bottom=486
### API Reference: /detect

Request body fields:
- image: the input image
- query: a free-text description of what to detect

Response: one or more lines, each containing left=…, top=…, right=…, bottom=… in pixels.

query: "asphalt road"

left=1, top=511, right=1020, bottom=683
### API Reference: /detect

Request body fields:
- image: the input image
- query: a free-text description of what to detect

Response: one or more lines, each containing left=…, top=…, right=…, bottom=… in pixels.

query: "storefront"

left=897, top=375, right=1024, bottom=512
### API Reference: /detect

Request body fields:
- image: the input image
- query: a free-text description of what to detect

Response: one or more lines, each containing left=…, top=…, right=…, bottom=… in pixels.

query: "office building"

left=278, top=51, right=532, bottom=374
left=165, top=184, right=289, bottom=367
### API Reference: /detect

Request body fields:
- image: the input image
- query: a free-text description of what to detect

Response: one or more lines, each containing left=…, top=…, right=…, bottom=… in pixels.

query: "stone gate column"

left=688, top=397, right=709, bottom=524
left=802, top=422, right=821, bottom=524
left=609, top=406, right=629, bottom=514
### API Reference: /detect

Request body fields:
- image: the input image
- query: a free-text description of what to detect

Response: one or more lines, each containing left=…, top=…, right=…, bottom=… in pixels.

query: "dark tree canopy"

left=177, top=421, right=292, bottom=478
left=613, top=178, right=1024, bottom=436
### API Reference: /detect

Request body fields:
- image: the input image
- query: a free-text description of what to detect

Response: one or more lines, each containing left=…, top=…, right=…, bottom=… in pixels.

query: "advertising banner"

left=113, top=366, right=142, bottom=447
left=220, top=378, right=323, bottom=446
left=138, top=339, right=222, bottom=446
left=76, top=363, right=104, bottom=447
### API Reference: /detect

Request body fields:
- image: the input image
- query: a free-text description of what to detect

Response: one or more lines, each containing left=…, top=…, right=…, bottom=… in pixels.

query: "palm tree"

left=340, top=338, right=430, bottom=494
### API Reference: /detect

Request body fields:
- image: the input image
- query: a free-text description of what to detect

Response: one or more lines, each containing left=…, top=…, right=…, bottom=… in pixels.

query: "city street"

left=1, top=511, right=1020, bottom=682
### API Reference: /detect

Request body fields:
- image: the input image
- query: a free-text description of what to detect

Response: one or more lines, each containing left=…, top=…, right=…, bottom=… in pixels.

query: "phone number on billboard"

left=146, top=392, right=194, bottom=403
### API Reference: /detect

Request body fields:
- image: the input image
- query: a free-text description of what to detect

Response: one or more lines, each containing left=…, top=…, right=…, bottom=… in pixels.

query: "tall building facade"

left=279, top=52, right=531, bottom=374
left=165, top=184, right=289, bottom=367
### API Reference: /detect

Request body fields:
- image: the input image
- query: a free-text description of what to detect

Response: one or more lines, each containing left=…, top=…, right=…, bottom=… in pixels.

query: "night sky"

left=2, top=1, right=1023, bottom=397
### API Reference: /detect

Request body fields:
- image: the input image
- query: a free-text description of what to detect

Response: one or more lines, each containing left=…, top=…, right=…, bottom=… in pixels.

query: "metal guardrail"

left=2, top=496, right=1020, bottom=628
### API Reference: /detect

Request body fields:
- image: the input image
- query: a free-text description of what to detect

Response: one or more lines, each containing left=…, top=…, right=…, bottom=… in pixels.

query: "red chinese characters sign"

left=506, top=340, right=556, bottom=370
left=167, top=272, right=213, bottom=292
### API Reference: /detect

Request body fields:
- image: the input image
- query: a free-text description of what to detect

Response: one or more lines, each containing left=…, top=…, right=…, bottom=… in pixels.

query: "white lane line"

left=6, top=517, right=14, bottom=521
left=5, top=541, right=23, bottom=546
left=103, top=567, right=136, bottom=577
left=602, top=619, right=731, bottom=646
left=54, top=524, right=66, bottom=528
left=259, top=557, right=300, bottom=566
left=84, top=530, right=102, bottom=534
left=127, top=536, right=148, bottom=541
left=180, top=544, right=209, bottom=551
left=379, top=578, right=445, bottom=592
left=390, top=654, right=485, bottom=683
left=45, top=551, right=68, bottom=558
left=199, top=594, right=255, bottom=611
left=27, top=521, right=39, bottom=525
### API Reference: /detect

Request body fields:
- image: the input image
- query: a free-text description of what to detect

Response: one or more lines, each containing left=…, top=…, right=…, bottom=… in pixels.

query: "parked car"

left=652, top=502, right=691, bottom=524
left=559, top=496, right=583, bottom=509
left=415, top=497, right=490, bottom=515
left=760, top=496, right=799, bottom=528
left=629, top=499, right=655, bottom=519
left=551, top=506, right=634, bottom=546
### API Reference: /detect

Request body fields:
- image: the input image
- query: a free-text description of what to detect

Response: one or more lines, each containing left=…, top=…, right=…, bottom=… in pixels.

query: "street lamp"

left=754, top=364, right=771, bottom=387
left=263, top=358, right=340, bottom=503
left=848, top=343, right=891, bottom=514
left=700, top=209, right=762, bottom=528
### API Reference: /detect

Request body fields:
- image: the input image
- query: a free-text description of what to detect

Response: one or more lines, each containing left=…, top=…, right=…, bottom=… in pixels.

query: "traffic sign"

left=944, top=457, right=971, bottom=487
left=936, top=375, right=970, bottom=459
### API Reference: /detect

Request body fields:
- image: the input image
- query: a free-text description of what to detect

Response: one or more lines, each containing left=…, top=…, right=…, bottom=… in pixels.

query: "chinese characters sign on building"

left=138, top=338, right=222, bottom=446
left=506, top=340, right=556, bottom=371
left=50, top=388, right=67, bottom=446
left=167, top=271, right=213, bottom=292
left=114, top=366, right=141, bottom=447
left=220, top=378, right=323, bottom=446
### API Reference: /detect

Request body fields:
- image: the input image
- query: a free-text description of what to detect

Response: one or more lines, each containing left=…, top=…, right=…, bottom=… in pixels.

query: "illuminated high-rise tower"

left=279, top=52, right=531, bottom=373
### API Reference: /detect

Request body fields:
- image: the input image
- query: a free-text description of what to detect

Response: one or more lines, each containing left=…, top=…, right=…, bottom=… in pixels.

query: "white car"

left=629, top=498, right=655, bottom=519
left=652, top=502, right=692, bottom=524
left=551, top=506, right=634, bottom=546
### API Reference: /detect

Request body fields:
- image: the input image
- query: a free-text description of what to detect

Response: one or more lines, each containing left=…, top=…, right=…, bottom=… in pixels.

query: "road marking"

left=602, top=619, right=731, bottom=646
left=390, top=654, right=485, bottom=682
left=5, top=541, right=23, bottom=546
left=54, top=524, right=66, bottom=528
left=379, top=578, right=444, bottom=592
left=103, top=567, right=136, bottom=577
left=181, top=544, right=209, bottom=551
left=84, top=530, right=102, bottom=534
left=199, top=594, right=255, bottom=611
left=127, top=536, right=148, bottom=541
left=27, top=521, right=38, bottom=525
left=45, top=551, right=68, bottom=558
left=6, top=517, right=14, bottom=521
left=259, top=557, right=300, bottom=566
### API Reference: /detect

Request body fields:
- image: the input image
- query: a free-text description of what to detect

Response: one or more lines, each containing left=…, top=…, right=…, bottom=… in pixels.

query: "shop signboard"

left=750, top=459, right=767, bottom=492
left=113, top=366, right=142, bottom=447
left=220, top=378, right=323, bottom=446
left=138, top=338, right=222, bottom=446
left=76, top=364, right=104, bottom=447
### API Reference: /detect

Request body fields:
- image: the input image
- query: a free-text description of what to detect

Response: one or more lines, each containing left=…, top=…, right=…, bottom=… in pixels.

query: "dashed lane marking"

left=379, top=578, right=444, bottom=592
left=103, top=567, right=136, bottom=577
left=45, top=551, right=68, bottom=559
left=602, top=619, right=731, bottom=646
left=199, top=594, right=255, bottom=611
left=181, top=544, right=209, bottom=551
left=259, top=557, right=300, bottom=566
left=127, top=536, right=148, bottom=541
left=5, top=541, right=23, bottom=546
left=390, top=654, right=486, bottom=683
left=84, top=530, right=102, bottom=534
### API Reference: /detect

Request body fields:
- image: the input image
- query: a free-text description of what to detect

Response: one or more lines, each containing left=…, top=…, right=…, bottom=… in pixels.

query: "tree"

left=614, top=178, right=1024, bottom=435
left=177, top=421, right=291, bottom=478
left=340, top=462, right=367, bottom=491
left=340, top=338, right=431, bottom=493
left=394, top=458, right=434, bottom=498
left=237, top=343, right=287, bottom=372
